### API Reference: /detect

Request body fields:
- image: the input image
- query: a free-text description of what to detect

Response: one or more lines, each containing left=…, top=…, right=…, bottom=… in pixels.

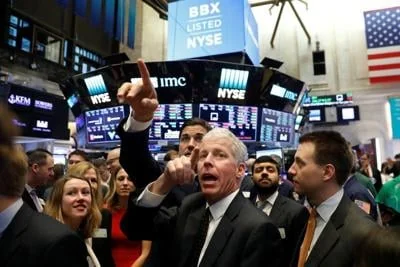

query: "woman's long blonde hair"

left=44, top=176, right=102, bottom=238
left=67, top=161, right=103, bottom=207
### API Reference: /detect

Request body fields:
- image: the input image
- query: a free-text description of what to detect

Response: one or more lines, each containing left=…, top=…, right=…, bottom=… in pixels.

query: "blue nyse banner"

left=244, top=1, right=259, bottom=65
left=128, top=0, right=136, bottom=48
left=389, top=97, right=400, bottom=139
left=116, top=0, right=125, bottom=41
left=90, top=0, right=102, bottom=27
left=168, top=0, right=258, bottom=64
left=104, top=0, right=115, bottom=36
left=75, top=0, right=87, bottom=17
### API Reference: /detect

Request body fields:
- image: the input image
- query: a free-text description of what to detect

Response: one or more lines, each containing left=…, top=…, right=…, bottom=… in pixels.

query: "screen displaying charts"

left=198, top=104, right=258, bottom=141
left=259, top=108, right=295, bottom=143
left=85, top=105, right=125, bottom=144
left=149, top=104, right=193, bottom=140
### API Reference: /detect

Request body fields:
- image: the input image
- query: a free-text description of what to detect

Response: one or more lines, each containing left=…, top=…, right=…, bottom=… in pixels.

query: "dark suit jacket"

left=0, top=203, right=89, bottom=267
left=121, top=192, right=282, bottom=267
left=299, top=195, right=377, bottom=267
left=22, top=188, right=40, bottom=212
left=344, top=175, right=378, bottom=220
left=360, top=167, right=382, bottom=193
left=92, top=209, right=115, bottom=267
left=250, top=190, right=309, bottom=267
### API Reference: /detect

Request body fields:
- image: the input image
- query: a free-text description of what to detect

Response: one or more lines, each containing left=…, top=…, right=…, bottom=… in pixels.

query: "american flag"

left=364, top=7, right=400, bottom=84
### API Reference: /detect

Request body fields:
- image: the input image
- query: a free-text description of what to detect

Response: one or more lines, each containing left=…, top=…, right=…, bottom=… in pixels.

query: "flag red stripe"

left=368, top=63, right=400, bottom=71
left=368, top=52, right=400, bottom=60
left=370, top=75, right=400, bottom=84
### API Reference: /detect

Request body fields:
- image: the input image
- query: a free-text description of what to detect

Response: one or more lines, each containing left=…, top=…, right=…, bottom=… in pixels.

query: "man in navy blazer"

left=249, top=156, right=309, bottom=267
left=288, top=131, right=377, bottom=267
left=0, top=104, right=88, bottom=267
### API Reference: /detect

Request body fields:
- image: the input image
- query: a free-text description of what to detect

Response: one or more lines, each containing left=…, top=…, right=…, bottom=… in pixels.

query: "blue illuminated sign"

left=168, top=0, right=259, bottom=65
left=389, top=97, right=400, bottom=139
left=83, top=74, right=111, bottom=105
left=217, top=68, right=249, bottom=100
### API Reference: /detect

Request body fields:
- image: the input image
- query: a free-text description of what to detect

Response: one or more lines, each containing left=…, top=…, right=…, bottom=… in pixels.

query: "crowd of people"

left=0, top=59, right=399, bottom=267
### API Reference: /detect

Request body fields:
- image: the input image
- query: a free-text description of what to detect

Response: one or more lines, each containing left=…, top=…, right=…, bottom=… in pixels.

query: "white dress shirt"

left=25, top=184, right=43, bottom=212
left=305, top=189, right=344, bottom=255
left=137, top=184, right=240, bottom=266
left=0, top=198, right=23, bottom=238
left=255, top=190, right=279, bottom=216
left=123, top=110, right=153, bottom=133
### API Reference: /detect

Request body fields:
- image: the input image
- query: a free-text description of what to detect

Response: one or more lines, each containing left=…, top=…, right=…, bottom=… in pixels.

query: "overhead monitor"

left=85, top=105, right=125, bottom=144
left=256, top=148, right=283, bottom=160
left=259, top=107, right=295, bottom=144
left=294, top=115, right=304, bottom=131
left=198, top=104, right=258, bottom=141
left=307, top=107, right=325, bottom=123
left=149, top=103, right=193, bottom=141
left=337, top=106, right=360, bottom=122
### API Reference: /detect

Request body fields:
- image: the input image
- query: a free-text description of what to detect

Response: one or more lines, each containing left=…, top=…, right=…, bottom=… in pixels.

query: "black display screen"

left=149, top=104, right=193, bottom=141
left=85, top=105, right=125, bottom=144
left=198, top=104, right=258, bottom=141
left=259, top=108, right=295, bottom=144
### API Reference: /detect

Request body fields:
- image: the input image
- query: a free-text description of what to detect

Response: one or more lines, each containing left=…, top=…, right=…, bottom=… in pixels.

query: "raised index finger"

left=190, top=147, right=200, bottom=170
left=137, top=59, right=152, bottom=88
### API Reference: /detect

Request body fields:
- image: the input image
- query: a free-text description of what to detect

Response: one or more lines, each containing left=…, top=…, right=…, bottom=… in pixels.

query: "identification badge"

left=93, top=228, right=107, bottom=238
left=354, top=199, right=371, bottom=214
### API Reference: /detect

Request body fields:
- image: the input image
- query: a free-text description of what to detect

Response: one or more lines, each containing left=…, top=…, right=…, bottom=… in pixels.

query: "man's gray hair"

left=202, top=127, right=248, bottom=163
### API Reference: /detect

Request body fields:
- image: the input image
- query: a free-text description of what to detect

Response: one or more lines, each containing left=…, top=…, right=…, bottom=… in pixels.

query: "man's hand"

left=150, top=148, right=200, bottom=195
left=117, top=59, right=159, bottom=122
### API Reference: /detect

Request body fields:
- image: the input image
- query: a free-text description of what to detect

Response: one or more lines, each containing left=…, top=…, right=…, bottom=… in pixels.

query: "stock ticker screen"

left=85, top=105, right=125, bottom=144
left=198, top=104, right=258, bottom=141
left=149, top=104, right=193, bottom=140
left=259, top=108, right=295, bottom=144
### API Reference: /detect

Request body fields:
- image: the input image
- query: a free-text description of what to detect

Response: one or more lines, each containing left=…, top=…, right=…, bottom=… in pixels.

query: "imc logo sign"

left=217, top=68, right=249, bottom=100
left=131, top=77, right=187, bottom=88
left=168, top=0, right=259, bottom=65
left=83, top=75, right=111, bottom=105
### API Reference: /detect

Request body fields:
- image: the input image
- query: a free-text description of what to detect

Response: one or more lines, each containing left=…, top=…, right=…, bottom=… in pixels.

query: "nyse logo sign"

left=217, top=68, right=249, bottom=100
left=186, top=2, right=223, bottom=49
left=84, top=75, right=112, bottom=105
left=8, top=94, right=31, bottom=107
left=131, top=77, right=186, bottom=88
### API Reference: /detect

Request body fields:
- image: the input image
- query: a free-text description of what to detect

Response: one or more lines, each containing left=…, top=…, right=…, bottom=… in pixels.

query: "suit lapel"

left=306, top=196, right=349, bottom=266
left=21, top=189, right=37, bottom=211
left=269, top=193, right=285, bottom=223
left=179, top=204, right=206, bottom=267
left=199, top=194, right=244, bottom=267
left=0, top=204, right=32, bottom=265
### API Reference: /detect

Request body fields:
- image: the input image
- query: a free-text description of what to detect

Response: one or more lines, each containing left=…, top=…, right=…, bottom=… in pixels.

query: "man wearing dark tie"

left=288, top=131, right=378, bottom=267
left=23, top=148, right=54, bottom=212
left=0, top=104, right=88, bottom=267
left=121, top=127, right=282, bottom=267
left=249, top=156, right=309, bottom=267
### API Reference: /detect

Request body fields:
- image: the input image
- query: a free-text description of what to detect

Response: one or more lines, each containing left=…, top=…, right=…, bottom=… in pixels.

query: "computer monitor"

left=198, top=103, right=258, bottom=141
left=259, top=107, right=295, bottom=144
left=149, top=103, right=193, bottom=141
left=307, top=107, right=325, bottom=122
left=85, top=105, right=125, bottom=144
left=337, top=106, right=360, bottom=122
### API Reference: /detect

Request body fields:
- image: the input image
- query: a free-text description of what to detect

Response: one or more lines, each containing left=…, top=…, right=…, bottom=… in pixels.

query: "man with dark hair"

left=288, top=131, right=377, bottom=267
left=23, top=148, right=54, bottom=212
left=67, top=149, right=89, bottom=169
left=359, top=152, right=382, bottom=192
left=0, top=104, right=88, bottom=267
left=250, top=156, right=308, bottom=267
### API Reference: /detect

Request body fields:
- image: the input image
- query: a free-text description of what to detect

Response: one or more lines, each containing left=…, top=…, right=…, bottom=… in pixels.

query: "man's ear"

left=237, top=162, right=246, bottom=179
left=322, top=164, right=335, bottom=182
left=32, top=163, right=40, bottom=174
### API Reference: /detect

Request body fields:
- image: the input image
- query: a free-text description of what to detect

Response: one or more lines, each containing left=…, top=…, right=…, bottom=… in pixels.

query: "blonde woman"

left=45, top=176, right=102, bottom=267
left=105, top=167, right=151, bottom=267
left=68, top=161, right=115, bottom=267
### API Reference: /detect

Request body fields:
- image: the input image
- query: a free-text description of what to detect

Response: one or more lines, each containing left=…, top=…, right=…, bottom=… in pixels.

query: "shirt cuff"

left=136, top=182, right=167, bottom=207
left=123, top=109, right=153, bottom=133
